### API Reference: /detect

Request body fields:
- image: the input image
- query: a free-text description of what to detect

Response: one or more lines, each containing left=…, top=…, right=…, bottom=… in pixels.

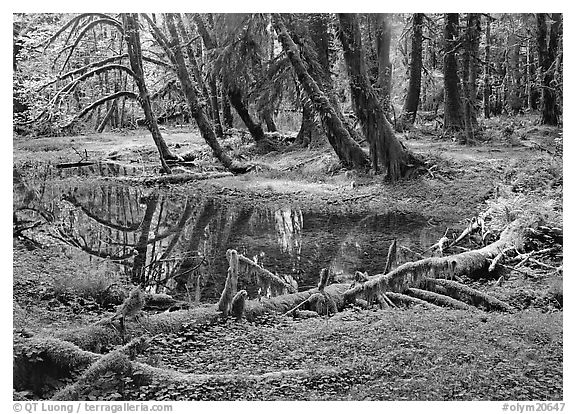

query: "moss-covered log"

left=343, top=219, right=528, bottom=303
left=405, top=288, right=475, bottom=311
left=385, top=292, right=441, bottom=309
left=421, top=278, right=513, bottom=312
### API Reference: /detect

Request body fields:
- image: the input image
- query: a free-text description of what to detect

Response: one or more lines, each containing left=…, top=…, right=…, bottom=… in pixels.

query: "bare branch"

left=40, top=54, right=129, bottom=91
left=60, top=18, right=125, bottom=71
left=65, top=91, right=138, bottom=127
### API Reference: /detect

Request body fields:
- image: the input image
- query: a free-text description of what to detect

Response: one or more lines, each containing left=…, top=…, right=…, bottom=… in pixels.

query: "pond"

left=13, top=162, right=444, bottom=302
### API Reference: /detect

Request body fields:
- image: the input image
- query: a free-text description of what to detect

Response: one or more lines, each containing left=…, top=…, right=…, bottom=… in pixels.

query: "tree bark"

left=337, top=13, right=421, bottom=180
left=227, top=86, right=266, bottom=143
left=461, top=13, right=481, bottom=143
left=174, top=14, right=210, bottom=112
left=131, top=193, right=158, bottom=285
left=536, top=13, right=561, bottom=125
left=121, top=14, right=174, bottom=172
left=158, top=13, right=250, bottom=174
left=443, top=13, right=465, bottom=132
left=400, top=13, right=424, bottom=127
left=295, top=101, right=323, bottom=147
left=272, top=13, right=370, bottom=170
left=222, top=92, right=233, bottom=128
left=483, top=15, right=492, bottom=119
left=506, top=33, right=523, bottom=114
left=193, top=13, right=262, bottom=142
left=375, top=14, right=393, bottom=114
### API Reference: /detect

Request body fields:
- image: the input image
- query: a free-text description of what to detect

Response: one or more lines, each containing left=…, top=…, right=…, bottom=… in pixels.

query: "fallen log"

left=385, top=292, right=441, bottom=309
left=405, top=288, right=475, bottom=311
left=52, top=336, right=149, bottom=400
left=15, top=334, right=345, bottom=400
left=38, top=220, right=527, bottom=355
left=421, top=278, right=513, bottom=312
left=344, top=218, right=528, bottom=304
left=237, top=253, right=297, bottom=294
left=115, top=171, right=233, bottom=186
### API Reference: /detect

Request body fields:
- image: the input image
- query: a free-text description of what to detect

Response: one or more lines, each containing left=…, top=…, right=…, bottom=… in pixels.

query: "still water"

left=14, top=162, right=442, bottom=301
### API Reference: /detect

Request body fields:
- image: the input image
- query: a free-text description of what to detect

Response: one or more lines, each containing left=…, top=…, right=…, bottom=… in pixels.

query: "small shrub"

left=51, top=266, right=125, bottom=306
left=547, top=278, right=563, bottom=308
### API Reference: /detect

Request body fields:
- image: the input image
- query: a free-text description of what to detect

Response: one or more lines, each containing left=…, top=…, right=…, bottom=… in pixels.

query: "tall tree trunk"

left=272, top=13, right=370, bottom=170
left=132, top=193, right=158, bottom=285
left=506, top=33, right=523, bottom=113
left=122, top=13, right=174, bottom=172
left=375, top=14, right=393, bottom=114
left=461, top=13, right=481, bottom=143
left=96, top=99, right=117, bottom=133
left=208, top=78, right=224, bottom=137
left=443, top=13, right=464, bottom=132
left=483, top=15, right=492, bottom=119
left=400, top=13, right=424, bottom=127
left=222, top=91, right=233, bottom=129
left=193, top=13, right=261, bottom=141
left=337, top=13, right=421, bottom=180
left=296, top=101, right=322, bottom=147
left=158, top=13, right=249, bottom=174
left=536, top=13, right=561, bottom=126
left=175, top=14, right=210, bottom=111
left=227, top=86, right=266, bottom=142
left=261, top=111, right=277, bottom=132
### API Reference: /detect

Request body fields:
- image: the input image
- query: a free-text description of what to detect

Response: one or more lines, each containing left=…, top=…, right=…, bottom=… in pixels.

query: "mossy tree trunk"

left=506, top=32, right=523, bottom=114
left=536, top=13, right=561, bottom=126
left=148, top=13, right=249, bottom=174
left=122, top=13, right=175, bottom=172
left=400, top=13, right=424, bottom=127
left=193, top=13, right=263, bottom=142
left=375, top=13, right=393, bottom=114
left=483, top=15, right=492, bottom=119
left=337, top=13, right=421, bottom=180
left=461, top=13, right=481, bottom=143
left=443, top=13, right=464, bottom=132
left=272, top=13, right=370, bottom=170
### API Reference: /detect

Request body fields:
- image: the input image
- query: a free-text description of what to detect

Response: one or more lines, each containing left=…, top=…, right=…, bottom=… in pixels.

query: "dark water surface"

left=14, top=162, right=443, bottom=301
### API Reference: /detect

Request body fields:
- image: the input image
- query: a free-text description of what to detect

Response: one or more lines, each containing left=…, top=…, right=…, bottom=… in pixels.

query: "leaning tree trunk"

left=193, top=13, right=264, bottom=143
left=122, top=13, right=175, bottom=172
left=131, top=193, right=158, bottom=285
left=227, top=86, right=267, bottom=143
left=337, top=13, right=421, bottom=180
left=159, top=13, right=250, bottom=174
left=443, top=13, right=464, bottom=132
left=400, top=13, right=424, bottom=127
left=272, top=13, right=370, bottom=170
left=175, top=14, right=211, bottom=111
left=536, top=13, right=561, bottom=126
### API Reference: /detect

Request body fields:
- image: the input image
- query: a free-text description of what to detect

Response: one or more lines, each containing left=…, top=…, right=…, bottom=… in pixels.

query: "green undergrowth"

left=85, top=308, right=563, bottom=400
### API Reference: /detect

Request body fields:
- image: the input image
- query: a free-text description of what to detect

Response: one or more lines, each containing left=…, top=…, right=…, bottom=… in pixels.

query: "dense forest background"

left=13, top=13, right=564, bottom=402
left=13, top=13, right=562, bottom=178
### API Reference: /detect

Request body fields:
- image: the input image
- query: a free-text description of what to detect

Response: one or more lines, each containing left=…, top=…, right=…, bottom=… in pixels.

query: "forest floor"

left=13, top=113, right=563, bottom=400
